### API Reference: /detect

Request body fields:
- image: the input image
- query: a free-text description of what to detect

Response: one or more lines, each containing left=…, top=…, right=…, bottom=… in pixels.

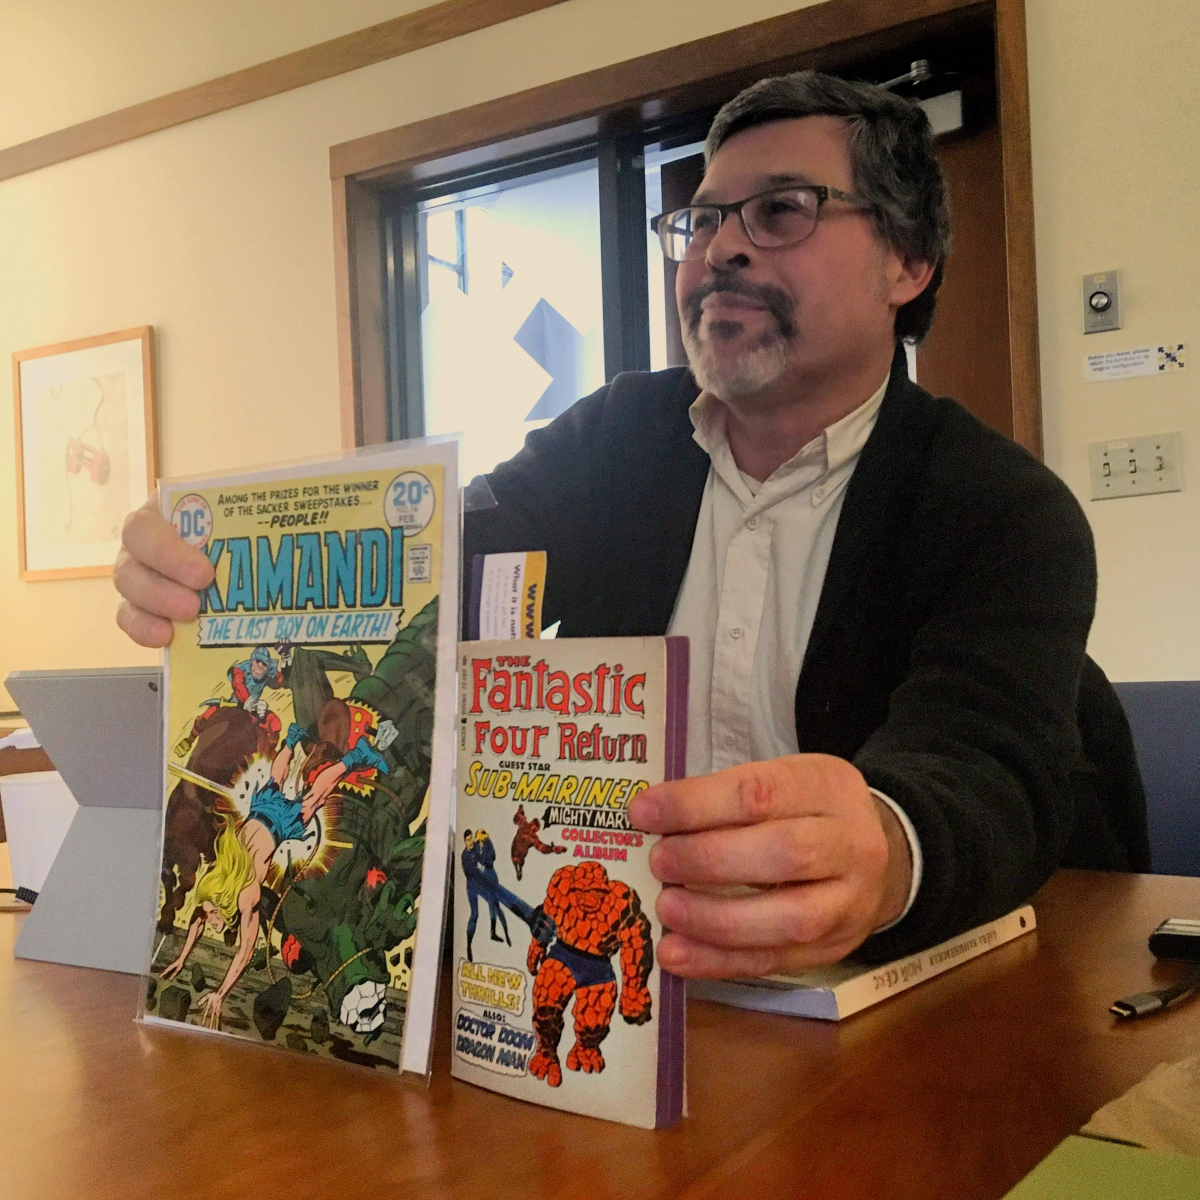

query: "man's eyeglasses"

left=650, top=185, right=867, bottom=262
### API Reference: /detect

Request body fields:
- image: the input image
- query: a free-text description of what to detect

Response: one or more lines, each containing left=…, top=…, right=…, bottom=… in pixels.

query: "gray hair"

left=705, top=70, right=951, bottom=344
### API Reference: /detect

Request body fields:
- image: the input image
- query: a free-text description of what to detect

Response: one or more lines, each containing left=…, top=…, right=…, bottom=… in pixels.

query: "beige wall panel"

left=1028, top=0, right=1200, bottom=680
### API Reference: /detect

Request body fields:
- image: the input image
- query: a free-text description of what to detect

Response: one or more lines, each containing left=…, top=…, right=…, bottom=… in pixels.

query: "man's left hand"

left=627, top=754, right=912, bottom=979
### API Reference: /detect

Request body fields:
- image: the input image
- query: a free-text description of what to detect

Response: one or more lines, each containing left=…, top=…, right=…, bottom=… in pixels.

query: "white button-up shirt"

left=667, top=376, right=922, bottom=922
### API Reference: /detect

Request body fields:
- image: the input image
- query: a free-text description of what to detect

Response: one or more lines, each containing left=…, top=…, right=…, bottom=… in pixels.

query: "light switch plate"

left=1088, top=432, right=1182, bottom=500
left=1083, top=270, right=1122, bottom=335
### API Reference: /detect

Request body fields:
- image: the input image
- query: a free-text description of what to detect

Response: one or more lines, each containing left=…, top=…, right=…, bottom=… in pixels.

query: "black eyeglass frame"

left=650, top=184, right=868, bottom=261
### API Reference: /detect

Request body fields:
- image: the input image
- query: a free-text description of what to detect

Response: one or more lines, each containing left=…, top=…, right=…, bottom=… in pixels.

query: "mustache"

left=682, top=277, right=796, bottom=339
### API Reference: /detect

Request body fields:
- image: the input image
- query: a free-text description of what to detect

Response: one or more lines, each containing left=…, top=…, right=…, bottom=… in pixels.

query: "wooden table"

left=2, top=870, right=1198, bottom=1199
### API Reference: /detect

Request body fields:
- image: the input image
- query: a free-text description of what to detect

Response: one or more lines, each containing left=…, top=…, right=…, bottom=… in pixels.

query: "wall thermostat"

left=1083, top=270, right=1121, bottom=334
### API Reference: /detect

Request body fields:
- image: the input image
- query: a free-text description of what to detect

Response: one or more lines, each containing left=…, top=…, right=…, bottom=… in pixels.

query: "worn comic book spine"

left=656, top=636, right=688, bottom=1127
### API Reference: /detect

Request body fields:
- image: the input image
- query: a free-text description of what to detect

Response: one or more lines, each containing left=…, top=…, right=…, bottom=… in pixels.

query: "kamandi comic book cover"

left=451, top=636, right=687, bottom=1128
left=140, top=441, right=458, bottom=1076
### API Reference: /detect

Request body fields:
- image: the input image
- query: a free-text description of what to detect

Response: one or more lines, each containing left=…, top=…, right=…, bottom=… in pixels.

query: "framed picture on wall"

left=12, top=326, right=158, bottom=581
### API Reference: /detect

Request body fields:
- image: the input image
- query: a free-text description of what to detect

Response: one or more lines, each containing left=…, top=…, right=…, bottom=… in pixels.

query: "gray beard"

left=683, top=322, right=792, bottom=400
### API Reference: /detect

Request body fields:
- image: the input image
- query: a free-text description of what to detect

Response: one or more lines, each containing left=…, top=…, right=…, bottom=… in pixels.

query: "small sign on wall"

left=1084, top=343, right=1185, bottom=382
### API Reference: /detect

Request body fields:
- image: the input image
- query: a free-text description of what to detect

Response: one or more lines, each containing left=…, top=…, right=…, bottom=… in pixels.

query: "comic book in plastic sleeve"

left=451, top=636, right=687, bottom=1127
left=139, top=439, right=459, bottom=1077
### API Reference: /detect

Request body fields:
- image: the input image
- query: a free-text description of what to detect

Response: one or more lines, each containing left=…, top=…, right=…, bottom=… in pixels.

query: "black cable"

left=0, top=886, right=38, bottom=905
left=1110, top=964, right=1200, bottom=1020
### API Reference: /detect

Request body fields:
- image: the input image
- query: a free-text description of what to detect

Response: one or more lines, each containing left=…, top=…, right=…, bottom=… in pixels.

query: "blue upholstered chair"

left=1113, top=682, right=1200, bottom=878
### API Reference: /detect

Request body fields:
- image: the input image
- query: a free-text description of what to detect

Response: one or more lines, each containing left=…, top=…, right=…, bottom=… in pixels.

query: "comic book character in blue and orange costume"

left=249, top=721, right=391, bottom=846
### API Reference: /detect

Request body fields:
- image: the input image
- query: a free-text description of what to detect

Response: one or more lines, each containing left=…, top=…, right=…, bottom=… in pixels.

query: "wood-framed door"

left=329, top=0, right=1042, bottom=457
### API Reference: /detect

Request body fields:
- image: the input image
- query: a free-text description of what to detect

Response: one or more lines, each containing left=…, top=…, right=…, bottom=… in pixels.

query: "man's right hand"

left=115, top=496, right=216, bottom=647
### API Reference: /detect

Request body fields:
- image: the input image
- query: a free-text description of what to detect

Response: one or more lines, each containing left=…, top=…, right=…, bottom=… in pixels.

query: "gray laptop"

left=5, top=666, right=163, bottom=974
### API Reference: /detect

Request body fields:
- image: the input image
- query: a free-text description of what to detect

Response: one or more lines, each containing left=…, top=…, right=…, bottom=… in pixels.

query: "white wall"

left=1029, top=0, right=1200, bottom=679
left=0, top=0, right=1196, bottom=705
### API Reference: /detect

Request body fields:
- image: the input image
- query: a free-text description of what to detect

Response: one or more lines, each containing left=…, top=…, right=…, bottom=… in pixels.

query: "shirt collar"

left=823, top=373, right=890, bottom=473
left=688, top=372, right=890, bottom=492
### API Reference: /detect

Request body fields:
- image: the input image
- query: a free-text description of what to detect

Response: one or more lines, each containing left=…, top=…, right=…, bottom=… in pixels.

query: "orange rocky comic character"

left=526, top=861, right=653, bottom=1087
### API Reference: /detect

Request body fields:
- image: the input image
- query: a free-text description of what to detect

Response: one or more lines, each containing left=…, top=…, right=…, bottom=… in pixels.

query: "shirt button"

left=729, top=627, right=744, bottom=640
left=746, top=516, right=759, bottom=530
left=724, top=733, right=735, bottom=747
left=814, top=485, right=827, bottom=500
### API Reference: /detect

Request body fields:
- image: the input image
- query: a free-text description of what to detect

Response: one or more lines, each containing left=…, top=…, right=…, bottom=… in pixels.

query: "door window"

left=418, top=164, right=605, bottom=482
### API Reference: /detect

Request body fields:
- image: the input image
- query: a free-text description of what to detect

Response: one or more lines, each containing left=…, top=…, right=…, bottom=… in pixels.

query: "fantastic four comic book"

left=452, top=634, right=687, bottom=1126
left=139, top=441, right=459, bottom=1076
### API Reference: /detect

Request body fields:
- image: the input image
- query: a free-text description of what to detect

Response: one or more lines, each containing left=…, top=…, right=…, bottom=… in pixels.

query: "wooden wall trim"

left=330, top=0, right=982, bottom=181
left=0, top=0, right=569, bottom=186
left=353, top=189, right=390, bottom=449
left=995, top=0, right=1042, bottom=457
left=332, top=178, right=362, bottom=453
left=334, top=178, right=389, bottom=451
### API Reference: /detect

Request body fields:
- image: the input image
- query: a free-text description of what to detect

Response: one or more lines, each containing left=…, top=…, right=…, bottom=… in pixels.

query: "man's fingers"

left=120, top=502, right=215, bottom=592
left=629, top=754, right=863, bottom=835
left=630, top=763, right=788, bottom=834
left=113, top=551, right=204, bottom=623
left=656, top=879, right=849, bottom=952
left=658, top=931, right=783, bottom=979
left=649, top=816, right=855, bottom=886
left=116, top=599, right=177, bottom=649
left=113, top=499, right=212, bottom=647
left=630, top=756, right=898, bottom=969
left=656, top=927, right=863, bottom=980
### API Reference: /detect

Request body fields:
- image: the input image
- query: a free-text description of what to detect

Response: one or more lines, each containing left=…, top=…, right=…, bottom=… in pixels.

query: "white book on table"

left=689, top=905, right=1036, bottom=1020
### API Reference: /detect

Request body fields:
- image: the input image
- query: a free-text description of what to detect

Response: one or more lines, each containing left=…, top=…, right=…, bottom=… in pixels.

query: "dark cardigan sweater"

left=464, top=345, right=1146, bottom=961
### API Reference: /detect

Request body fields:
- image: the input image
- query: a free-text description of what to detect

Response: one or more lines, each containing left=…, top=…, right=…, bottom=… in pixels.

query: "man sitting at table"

left=114, top=71, right=1145, bottom=982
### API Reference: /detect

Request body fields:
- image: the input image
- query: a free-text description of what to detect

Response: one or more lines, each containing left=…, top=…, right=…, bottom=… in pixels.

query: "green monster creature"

left=283, top=643, right=373, bottom=733
left=265, top=595, right=439, bottom=1040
